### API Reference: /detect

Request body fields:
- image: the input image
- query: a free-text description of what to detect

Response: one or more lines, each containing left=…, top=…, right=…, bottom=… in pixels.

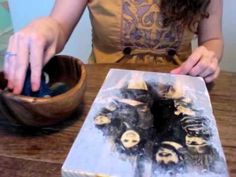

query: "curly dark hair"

left=161, top=0, right=211, bottom=31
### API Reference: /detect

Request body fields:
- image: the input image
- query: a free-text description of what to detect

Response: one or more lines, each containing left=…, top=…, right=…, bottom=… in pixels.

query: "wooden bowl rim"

left=1, top=55, right=87, bottom=104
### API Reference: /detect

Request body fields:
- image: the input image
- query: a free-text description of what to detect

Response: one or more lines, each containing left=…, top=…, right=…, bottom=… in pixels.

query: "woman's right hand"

left=4, top=17, right=66, bottom=94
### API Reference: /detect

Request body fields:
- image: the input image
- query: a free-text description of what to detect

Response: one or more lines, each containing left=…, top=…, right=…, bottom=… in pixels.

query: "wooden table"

left=0, top=64, right=235, bottom=177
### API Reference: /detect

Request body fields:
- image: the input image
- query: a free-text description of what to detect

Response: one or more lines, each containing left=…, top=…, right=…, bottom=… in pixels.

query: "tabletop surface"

left=0, top=64, right=235, bottom=177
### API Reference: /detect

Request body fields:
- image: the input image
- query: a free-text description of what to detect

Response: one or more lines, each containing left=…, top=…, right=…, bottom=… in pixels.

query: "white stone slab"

left=62, top=69, right=228, bottom=177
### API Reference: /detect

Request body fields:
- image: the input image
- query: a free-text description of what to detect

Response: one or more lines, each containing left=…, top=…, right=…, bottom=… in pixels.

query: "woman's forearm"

left=50, top=0, right=88, bottom=52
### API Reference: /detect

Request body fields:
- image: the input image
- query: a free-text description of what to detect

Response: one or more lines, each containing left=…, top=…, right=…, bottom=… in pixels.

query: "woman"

left=4, top=0, right=223, bottom=94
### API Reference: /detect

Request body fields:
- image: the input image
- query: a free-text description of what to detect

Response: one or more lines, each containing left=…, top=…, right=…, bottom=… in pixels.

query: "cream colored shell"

left=121, top=130, right=140, bottom=149
left=94, top=115, right=111, bottom=125
left=175, top=105, right=196, bottom=116
left=155, top=148, right=179, bottom=164
left=186, top=135, right=208, bottom=154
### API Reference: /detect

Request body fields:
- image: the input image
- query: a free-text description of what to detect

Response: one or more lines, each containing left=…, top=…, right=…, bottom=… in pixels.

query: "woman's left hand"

left=170, top=46, right=220, bottom=83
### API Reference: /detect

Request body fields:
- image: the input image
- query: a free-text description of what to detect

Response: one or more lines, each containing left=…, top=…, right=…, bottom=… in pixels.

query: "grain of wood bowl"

left=0, top=55, right=87, bottom=127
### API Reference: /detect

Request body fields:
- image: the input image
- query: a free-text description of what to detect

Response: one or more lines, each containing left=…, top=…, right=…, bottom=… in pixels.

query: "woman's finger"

left=29, top=34, right=45, bottom=92
left=43, top=46, right=56, bottom=65
left=188, top=56, right=209, bottom=76
left=3, top=36, right=13, bottom=79
left=12, top=33, right=30, bottom=94
left=200, top=58, right=218, bottom=78
left=204, top=67, right=220, bottom=83
left=171, top=47, right=203, bottom=74
left=6, top=35, right=18, bottom=90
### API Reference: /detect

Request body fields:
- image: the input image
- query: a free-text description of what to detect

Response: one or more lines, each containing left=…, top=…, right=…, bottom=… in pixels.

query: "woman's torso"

left=88, top=0, right=195, bottom=64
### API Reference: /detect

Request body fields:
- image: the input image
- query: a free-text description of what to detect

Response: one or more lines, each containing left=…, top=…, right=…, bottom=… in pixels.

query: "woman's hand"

left=171, top=46, right=220, bottom=83
left=4, top=17, right=66, bottom=94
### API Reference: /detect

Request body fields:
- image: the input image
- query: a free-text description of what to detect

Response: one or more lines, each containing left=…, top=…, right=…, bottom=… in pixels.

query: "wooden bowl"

left=0, top=55, right=87, bottom=127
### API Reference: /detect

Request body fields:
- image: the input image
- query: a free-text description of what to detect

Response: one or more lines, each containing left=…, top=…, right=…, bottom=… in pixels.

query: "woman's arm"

left=50, top=0, right=88, bottom=51
left=198, top=0, right=223, bottom=61
left=171, top=0, right=223, bottom=83
left=4, top=0, right=88, bottom=94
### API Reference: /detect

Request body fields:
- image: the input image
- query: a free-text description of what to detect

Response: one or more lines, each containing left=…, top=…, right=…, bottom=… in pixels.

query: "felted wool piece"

left=21, top=68, right=52, bottom=97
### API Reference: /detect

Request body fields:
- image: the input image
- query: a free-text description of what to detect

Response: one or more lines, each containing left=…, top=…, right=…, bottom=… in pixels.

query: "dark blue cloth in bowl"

left=21, top=68, right=52, bottom=97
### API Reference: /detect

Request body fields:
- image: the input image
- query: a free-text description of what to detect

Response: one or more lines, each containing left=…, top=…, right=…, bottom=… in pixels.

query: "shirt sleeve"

left=198, top=0, right=223, bottom=44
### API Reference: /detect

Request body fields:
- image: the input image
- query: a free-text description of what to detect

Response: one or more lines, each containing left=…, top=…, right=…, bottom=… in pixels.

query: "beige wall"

left=220, top=0, right=236, bottom=72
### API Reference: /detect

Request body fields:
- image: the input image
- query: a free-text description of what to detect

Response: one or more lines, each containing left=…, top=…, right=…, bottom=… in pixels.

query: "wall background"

left=0, top=0, right=12, bottom=37
left=222, top=0, right=236, bottom=72
left=0, top=0, right=13, bottom=68
left=8, top=0, right=236, bottom=72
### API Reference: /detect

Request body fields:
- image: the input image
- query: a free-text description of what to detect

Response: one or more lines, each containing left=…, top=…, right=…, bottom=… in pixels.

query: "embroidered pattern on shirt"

left=121, top=0, right=184, bottom=51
